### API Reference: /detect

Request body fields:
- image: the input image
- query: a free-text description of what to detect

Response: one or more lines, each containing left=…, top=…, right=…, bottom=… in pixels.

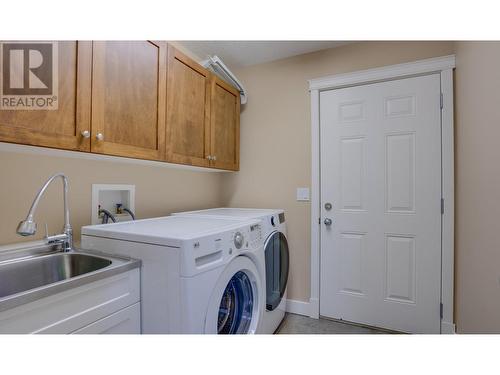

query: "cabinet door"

left=166, top=45, right=211, bottom=167
left=91, top=41, right=167, bottom=160
left=72, top=303, right=140, bottom=334
left=0, top=269, right=140, bottom=334
left=0, top=41, right=92, bottom=151
left=210, top=77, right=240, bottom=171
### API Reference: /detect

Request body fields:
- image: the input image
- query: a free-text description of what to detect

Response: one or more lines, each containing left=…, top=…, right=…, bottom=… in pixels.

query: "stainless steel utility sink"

left=0, top=253, right=112, bottom=298
left=0, top=242, right=141, bottom=313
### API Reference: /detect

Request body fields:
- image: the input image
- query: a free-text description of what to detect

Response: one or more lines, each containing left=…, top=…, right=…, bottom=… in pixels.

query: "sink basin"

left=0, top=253, right=112, bottom=298
left=0, top=242, right=140, bottom=313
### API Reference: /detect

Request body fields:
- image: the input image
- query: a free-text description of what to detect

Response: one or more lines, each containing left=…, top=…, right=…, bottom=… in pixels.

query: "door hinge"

left=441, top=198, right=445, bottom=215
left=440, top=92, right=443, bottom=109
left=440, top=302, right=444, bottom=319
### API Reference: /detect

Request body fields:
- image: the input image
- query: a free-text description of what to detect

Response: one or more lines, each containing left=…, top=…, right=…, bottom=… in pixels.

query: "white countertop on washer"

left=81, top=215, right=259, bottom=248
left=173, top=207, right=284, bottom=219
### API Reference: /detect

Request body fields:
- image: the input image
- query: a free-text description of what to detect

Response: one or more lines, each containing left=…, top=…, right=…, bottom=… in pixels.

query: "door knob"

left=324, top=218, right=333, bottom=226
left=324, top=202, right=332, bottom=210
left=96, top=133, right=104, bottom=141
left=81, top=130, right=90, bottom=138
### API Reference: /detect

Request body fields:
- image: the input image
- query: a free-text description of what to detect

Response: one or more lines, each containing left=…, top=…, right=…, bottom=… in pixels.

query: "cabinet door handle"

left=96, top=133, right=104, bottom=141
left=212, top=155, right=217, bottom=161
left=206, top=155, right=212, bottom=160
left=81, top=130, right=90, bottom=138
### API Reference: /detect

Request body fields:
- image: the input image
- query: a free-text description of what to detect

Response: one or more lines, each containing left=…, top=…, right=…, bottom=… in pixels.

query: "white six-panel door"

left=319, top=74, right=442, bottom=333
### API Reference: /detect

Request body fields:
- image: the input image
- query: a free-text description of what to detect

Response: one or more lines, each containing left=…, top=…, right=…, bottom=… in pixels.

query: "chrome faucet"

left=16, top=173, right=73, bottom=252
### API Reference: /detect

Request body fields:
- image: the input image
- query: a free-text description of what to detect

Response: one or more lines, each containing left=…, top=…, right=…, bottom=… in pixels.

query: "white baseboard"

left=441, top=321, right=456, bottom=334
left=285, top=298, right=320, bottom=319
left=285, top=299, right=311, bottom=317
left=286, top=298, right=455, bottom=333
left=309, top=297, right=319, bottom=319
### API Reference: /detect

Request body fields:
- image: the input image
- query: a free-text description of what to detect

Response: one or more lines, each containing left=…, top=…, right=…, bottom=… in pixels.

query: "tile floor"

left=276, top=313, right=390, bottom=334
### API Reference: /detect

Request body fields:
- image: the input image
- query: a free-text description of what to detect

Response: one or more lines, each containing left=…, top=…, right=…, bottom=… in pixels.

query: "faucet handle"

left=44, top=222, right=67, bottom=245
left=46, top=233, right=69, bottom=245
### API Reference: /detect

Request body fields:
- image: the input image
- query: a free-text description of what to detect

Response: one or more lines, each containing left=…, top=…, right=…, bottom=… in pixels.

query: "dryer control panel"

left=180, top=220, right=263, bottom=277
left=233, top=232, right=244, bottom=249
left=249, top=223, right=263, bottom=250
left=230, top=222, right=262, bottom=252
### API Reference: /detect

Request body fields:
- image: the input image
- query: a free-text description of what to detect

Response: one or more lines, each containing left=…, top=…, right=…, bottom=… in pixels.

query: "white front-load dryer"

left=173, top=208, right=290, bottom=334
left=81, top=215, right=265, bottom=334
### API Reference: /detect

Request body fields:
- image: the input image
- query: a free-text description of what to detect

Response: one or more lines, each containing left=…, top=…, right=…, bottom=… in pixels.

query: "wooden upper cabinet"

left=210, top=76, right=240, bottom=171
left=166, top=45, right=211, bottom=167
left=0, top=41, right=241, bottom=171
left=91, top=41, right=167, bottom=160
left=0, top=41, right=92, bottom=151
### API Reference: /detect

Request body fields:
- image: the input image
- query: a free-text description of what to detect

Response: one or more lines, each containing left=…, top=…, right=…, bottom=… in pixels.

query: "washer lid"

left=81, top=215, right=258, bottom=248
left=173, top=207, right=284, bottom=219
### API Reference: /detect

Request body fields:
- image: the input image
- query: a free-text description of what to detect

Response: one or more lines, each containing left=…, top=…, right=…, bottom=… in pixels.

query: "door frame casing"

left=308, top=55, right=456, bottom=334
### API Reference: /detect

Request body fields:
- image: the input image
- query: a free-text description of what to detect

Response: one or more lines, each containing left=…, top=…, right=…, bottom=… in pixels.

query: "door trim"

left=308, top=55, right=456, bottom=334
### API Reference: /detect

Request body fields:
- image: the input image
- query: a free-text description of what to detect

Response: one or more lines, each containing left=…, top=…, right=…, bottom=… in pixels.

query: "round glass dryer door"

left=217, top=271, right=253, bottom=334
left=265, top=231, right=290, bottom=311
left=205, top=256, right=262, bottom=334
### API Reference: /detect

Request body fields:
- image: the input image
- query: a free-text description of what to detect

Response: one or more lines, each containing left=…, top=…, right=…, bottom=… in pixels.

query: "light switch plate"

left=296, top=187, right=310, bottom=201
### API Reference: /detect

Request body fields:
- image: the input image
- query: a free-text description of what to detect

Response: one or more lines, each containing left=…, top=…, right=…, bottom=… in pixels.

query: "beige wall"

left=0, top=149, right=224, bottom=245
left=454, top=42, right=500, bottom=333
left=222, top=42, right=455, bottom=303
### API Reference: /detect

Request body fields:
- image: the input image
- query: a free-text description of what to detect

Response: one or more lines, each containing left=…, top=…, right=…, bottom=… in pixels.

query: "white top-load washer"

left=81, top=215, right=265, bottom=334
left=173, top=208, right=289, bottom=334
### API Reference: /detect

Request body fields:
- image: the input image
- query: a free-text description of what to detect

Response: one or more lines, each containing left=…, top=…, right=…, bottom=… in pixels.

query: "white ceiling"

left=179, top=41, right=349, bottom=68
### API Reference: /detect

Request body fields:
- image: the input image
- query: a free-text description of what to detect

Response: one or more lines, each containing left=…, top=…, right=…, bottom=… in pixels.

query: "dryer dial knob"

left=234, top=232, right=244, bottom=249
